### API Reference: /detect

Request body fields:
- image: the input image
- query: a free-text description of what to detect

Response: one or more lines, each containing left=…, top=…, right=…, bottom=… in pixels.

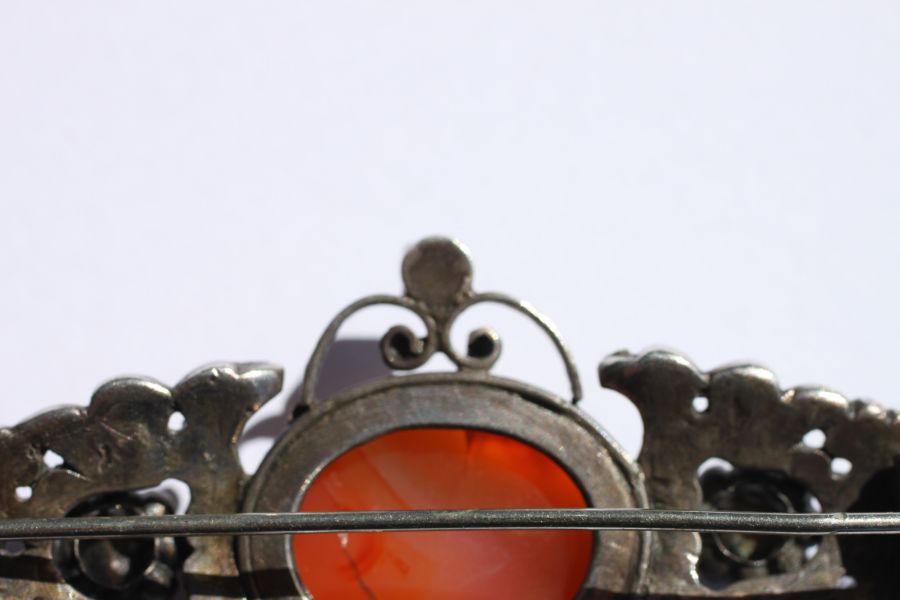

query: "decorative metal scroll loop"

left=300, top=237, right=583, bottom=404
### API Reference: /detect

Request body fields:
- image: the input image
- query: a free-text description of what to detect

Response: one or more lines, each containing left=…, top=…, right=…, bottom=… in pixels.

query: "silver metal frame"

left=239, top=373, right=648, bottom=599
left=2, top=237, right=899, bottom=599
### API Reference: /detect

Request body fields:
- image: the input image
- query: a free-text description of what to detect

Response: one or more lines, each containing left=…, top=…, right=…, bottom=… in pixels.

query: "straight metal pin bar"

left=3, top=509, right=900, bottom=541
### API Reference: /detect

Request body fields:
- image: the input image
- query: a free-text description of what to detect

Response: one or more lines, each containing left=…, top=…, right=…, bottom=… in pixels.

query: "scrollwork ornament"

left=600, top=349, right=900, bottom=597
left=300, top=236, right=582, bottom=405
left=2, top=237, right=900, bottom=599
left=0, top=362, right=283, bottom=599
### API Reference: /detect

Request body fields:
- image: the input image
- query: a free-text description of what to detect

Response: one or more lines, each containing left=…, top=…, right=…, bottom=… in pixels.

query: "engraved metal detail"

left=1, top=238, right=899, bottom=599
left=0, top=363, right=283, bottom=599
left=600, top=349, right=900, bottom=597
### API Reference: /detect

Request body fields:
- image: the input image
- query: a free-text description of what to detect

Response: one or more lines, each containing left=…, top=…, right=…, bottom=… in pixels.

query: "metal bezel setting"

left=3, top=236, right=900, bottom=599
left=239, top=372, right=649, bottom=598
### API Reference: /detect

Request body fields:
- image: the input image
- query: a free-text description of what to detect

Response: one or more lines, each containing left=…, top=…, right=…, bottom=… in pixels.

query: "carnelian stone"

left=293, top=428, right=593, bottom=600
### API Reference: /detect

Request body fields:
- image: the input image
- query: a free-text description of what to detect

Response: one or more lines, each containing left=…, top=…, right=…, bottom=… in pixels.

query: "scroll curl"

left=300, top=237, right=582, bottom=404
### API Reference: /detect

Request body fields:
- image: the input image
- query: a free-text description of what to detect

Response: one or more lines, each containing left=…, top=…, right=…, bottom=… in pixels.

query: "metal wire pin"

left=2, top=509, right=900, bottom=541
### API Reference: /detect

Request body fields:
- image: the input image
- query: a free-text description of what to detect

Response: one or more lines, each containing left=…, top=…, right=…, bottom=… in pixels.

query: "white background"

left=1, top=2, right=898, bottom=472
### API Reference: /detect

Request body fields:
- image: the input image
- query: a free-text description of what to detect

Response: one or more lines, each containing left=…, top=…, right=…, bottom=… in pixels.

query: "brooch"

left=1, top=238, right=897, bottom=599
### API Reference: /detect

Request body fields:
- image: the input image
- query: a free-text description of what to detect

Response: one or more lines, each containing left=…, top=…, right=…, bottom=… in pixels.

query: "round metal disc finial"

left=402, top=237, right=473, bottom=309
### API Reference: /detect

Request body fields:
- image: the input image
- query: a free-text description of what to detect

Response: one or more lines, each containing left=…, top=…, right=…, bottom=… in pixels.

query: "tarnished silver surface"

left=2, top=237, right=899, bottom=599
left=601, top=349, right=900, bottom=597
left=0, top=363, right=282, bottom=599
left=241, top=238, right=647, bottom=599
left=300, top=237, right=583, bottom=404
left=240, top=376, right=648, bottom=597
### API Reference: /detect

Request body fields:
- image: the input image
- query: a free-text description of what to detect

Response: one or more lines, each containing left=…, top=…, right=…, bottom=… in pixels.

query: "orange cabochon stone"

left=293, top=428, right=593, bottom=600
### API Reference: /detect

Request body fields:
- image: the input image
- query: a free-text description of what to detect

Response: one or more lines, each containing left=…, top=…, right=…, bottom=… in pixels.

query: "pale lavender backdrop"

left=1, top=2, right=898, bottom=474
